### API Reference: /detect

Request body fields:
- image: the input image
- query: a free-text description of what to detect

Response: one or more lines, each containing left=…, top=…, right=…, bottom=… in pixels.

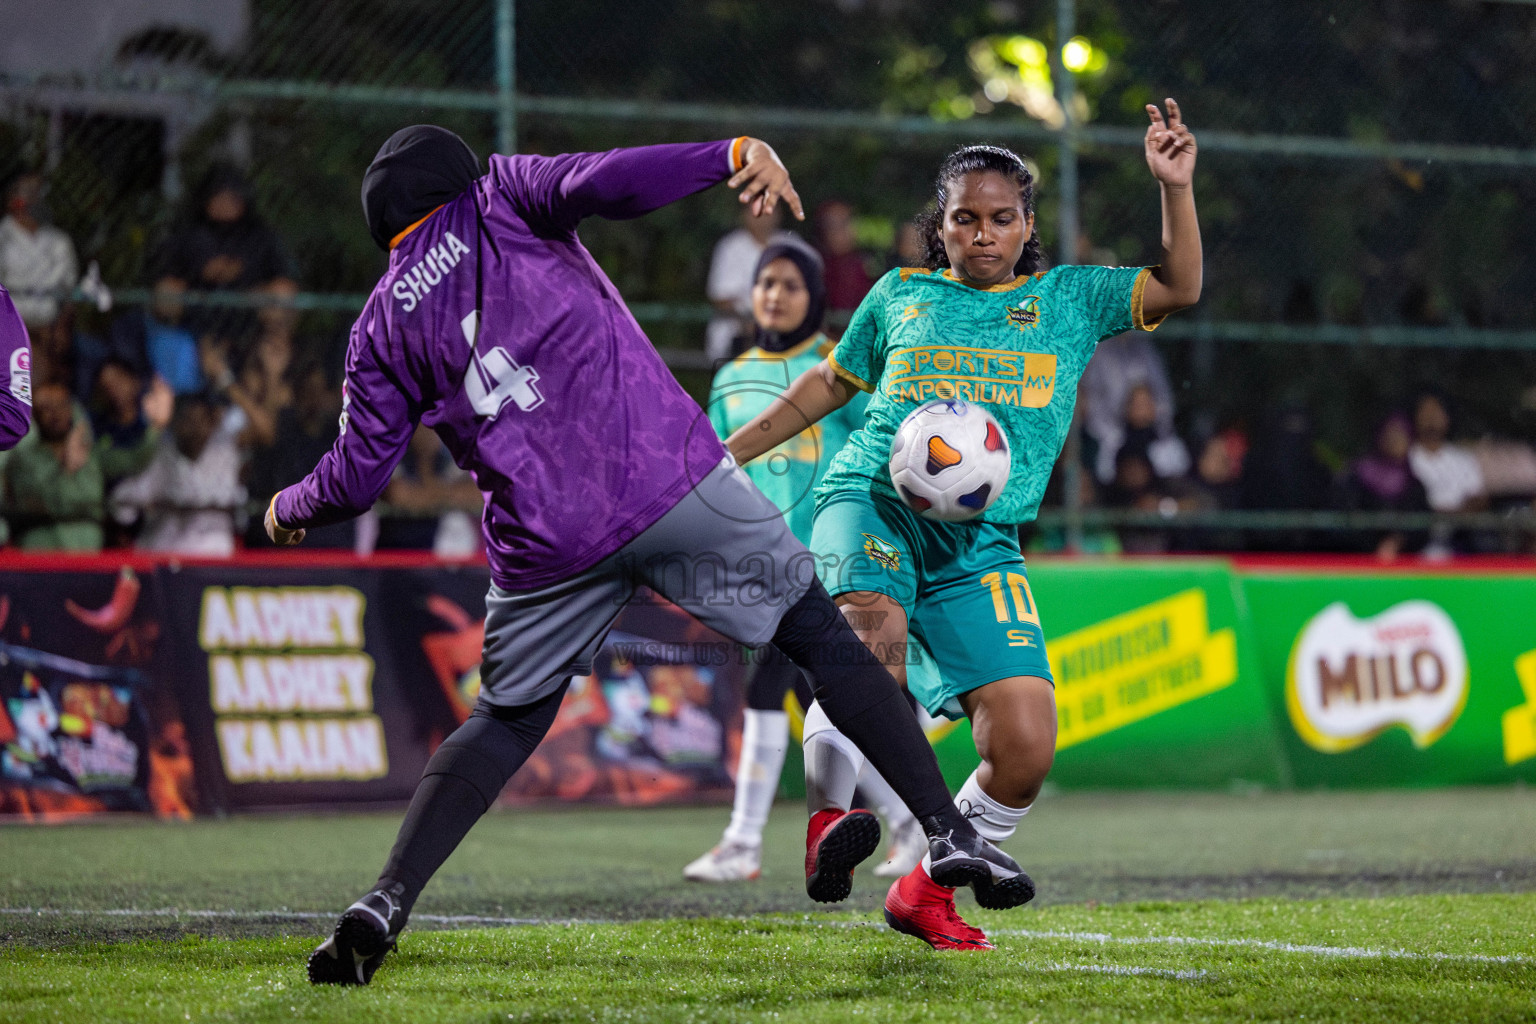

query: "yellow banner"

left=1503, top=650, right=1536, bottom=765
left=1049, top=588, right=1238, bottom=749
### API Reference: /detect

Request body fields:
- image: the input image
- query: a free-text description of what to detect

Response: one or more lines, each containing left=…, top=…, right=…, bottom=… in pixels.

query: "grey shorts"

left=479, top=456, right=815, bottom=709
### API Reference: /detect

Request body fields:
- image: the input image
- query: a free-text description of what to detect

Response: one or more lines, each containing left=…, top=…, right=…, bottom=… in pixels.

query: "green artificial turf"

left=1, top=789, right=1533, bottom=1021
left=1, top=897, right=1532, bottom=1023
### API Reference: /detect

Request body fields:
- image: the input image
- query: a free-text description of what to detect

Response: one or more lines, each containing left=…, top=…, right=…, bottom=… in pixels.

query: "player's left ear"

left=1021, top=211, right=1035, bottom=244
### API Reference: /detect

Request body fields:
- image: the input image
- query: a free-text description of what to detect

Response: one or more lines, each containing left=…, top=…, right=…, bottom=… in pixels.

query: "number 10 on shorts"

left=980, top=571, right=1040, bottom=626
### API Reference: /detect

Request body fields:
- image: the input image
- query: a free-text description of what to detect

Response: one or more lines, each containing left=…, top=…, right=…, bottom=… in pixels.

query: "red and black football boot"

left=804, top=807, right=882, bottom=903
left=883, top=867, right=994, bottom=951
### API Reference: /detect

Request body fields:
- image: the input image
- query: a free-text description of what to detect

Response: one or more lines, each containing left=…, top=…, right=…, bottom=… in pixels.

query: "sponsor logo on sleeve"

left=861, top=533, right=901, bottom=572
left=1286, top=600, right=1468, bottom=753
left=10, top=348, right=31, bottom=405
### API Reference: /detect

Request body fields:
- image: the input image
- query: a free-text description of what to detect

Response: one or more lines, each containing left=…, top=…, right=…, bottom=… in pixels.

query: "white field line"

left=1041, top=962, right=1208, bottom=981
left=3, top=908, right=1530, bottom=968
left=988, top=927, right=1536, bottom=967
left=0, top=908, right=598, bottom=926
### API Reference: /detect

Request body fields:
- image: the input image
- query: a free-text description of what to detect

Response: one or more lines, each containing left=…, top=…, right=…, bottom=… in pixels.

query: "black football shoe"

left=921, top=822, right=1036, bottom=910
left=307, top=888, right=406, bottom=986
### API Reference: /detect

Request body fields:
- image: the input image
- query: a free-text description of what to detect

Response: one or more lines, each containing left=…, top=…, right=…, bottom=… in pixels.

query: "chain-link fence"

left=3, top=0, right=1536, bottom=552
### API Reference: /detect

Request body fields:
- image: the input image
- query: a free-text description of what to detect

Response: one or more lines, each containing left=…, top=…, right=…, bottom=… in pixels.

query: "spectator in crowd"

left=1080, top=335, right=1188, bottom=484
left=88, top=358, right=166, bottom=461
left=814, top=199, right=873, bottom=314
left=378, top=425, right=484, bottom=556
left=1408, top=391, right=1485, bottom=514
left=1408, top=390, right=1486, bottom=557
left=1101, top=442, right=1179, bottom=553
left=889, top=219, right=925, bottom=270
left=245, top=358, right=355, bottom=550
left=1340, top=412, right=1429, bottom=560
left=705, top=205, right=790, bottom=362
left=134, top=283, right=205, bottom=395
left=152, top=164, right=297, bottom=374
left=110, top=392, right=245, bottom=556
left=1240, top=400, right=1334, bottom=551
left=4, top=380, right=169, bottom=550
left=0, top=172, right=79, bottom=388
left=1173, top=429, right=1247, bottom=551
left=198, top=324, right=290, bottom=449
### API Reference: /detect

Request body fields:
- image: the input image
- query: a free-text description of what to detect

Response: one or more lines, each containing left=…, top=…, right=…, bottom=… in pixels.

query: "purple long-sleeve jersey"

left=276, top=141, right=742, bottom=590
left=0, top=286, right=32, bottom=449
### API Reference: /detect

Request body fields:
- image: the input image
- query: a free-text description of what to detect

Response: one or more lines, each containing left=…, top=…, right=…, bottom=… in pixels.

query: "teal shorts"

left=811, top=488, right=1053, bottom=720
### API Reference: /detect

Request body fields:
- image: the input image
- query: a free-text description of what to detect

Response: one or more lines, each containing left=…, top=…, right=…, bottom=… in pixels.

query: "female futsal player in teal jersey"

left=727, top=100, right=1202, bottom=950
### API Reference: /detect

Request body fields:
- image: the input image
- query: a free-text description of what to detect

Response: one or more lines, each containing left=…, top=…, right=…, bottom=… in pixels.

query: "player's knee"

left=971, top=696, right=1055, bottom=802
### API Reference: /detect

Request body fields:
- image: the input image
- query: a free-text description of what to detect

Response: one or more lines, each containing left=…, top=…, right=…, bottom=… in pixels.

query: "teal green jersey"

left=818, top=264, right=1163, bottom=525
left=709, top=332, right=870, bottom=544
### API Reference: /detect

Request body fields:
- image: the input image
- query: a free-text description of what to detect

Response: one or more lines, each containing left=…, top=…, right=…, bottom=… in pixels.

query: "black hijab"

left=752, top=237, right=826, bottom=352
left=361, top=125, right=481, bottom=251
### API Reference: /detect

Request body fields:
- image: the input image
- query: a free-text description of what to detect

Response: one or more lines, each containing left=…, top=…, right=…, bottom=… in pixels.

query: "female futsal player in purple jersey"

left=0, top=285, right=34, bottom=448
left=267, top=126, right=1030, bottom=986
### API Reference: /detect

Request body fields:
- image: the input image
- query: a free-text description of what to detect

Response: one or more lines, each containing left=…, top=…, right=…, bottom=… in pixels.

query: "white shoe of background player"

left=873, top=818, right=928, bottom=878
left=683, top=839, right=762, bottom=882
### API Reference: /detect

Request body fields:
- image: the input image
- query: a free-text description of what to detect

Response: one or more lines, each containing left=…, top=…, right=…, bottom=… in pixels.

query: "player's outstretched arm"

left=1140, top=98, right=1202, bottom=320
left=505, top=138, right=804, bottom=231
left=727, top=139, right=804, bottom=221
left=267, top=334, right=417, bottom=544
left=727, top=359, right=852, bottom=465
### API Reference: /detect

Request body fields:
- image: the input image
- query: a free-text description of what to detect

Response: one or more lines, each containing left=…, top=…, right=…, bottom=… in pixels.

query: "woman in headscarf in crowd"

left=1342, top=411, right=1429, bottom=559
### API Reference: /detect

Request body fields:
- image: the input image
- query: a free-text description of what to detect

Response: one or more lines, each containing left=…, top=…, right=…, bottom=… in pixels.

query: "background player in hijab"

left=728, top=100, right=1201, bottom=950
left=685, top=238, right=927, bottom=884
left=0, top=284, right=33, bottom=447
left=268, top=125, right=1033, bottom=985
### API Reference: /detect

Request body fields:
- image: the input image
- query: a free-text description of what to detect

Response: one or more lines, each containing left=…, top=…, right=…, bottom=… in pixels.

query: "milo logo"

left=1286, top=600, right=1468, bottom=752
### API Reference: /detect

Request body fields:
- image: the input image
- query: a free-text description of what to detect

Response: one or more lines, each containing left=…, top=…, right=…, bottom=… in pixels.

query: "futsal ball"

left=888, top=400, right=1011, bottom=521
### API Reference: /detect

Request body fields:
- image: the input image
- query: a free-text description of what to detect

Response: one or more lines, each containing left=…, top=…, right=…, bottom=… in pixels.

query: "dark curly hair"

left=914, top=144, right=1045, bottom=279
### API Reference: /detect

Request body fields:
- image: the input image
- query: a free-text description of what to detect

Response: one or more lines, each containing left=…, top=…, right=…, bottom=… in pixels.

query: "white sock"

left=856, top=763, right=915, bottom=832
left=955, top=770, right=1030, bottom=843
left=722, top=710, right=788, bottom=846
left=802, top=700, right=865, bottom=813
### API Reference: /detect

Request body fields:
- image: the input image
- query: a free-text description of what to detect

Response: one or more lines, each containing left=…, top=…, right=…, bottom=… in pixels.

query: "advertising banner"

left=1020, top=560, right=1286, bottom=789
left=0, top=563, right=196, bottom=820
left=157, top=564, right=746, bottom=812
left=4, top=555, right=1534, bottom=816
left=1240, top=571, right=1536, bottom=787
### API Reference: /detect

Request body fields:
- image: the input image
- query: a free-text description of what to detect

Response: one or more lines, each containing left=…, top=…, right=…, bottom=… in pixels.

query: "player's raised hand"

left=265, top=493, right=305, bottom=546
left=1145, top=98, right=1197, bottom=188
left=728, top=138, right=805, bottom=221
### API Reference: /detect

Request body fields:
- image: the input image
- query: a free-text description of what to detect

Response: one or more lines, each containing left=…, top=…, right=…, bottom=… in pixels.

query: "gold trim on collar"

left=941, top=269, right=1034, bottom=293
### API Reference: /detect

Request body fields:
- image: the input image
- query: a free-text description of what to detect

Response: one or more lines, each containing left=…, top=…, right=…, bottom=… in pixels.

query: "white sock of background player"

left=721, top=709, right=789, bottom=847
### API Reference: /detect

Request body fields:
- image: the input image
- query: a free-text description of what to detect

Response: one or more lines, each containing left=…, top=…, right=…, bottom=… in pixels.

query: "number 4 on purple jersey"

left=461, top=311, right=544, bottom=417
